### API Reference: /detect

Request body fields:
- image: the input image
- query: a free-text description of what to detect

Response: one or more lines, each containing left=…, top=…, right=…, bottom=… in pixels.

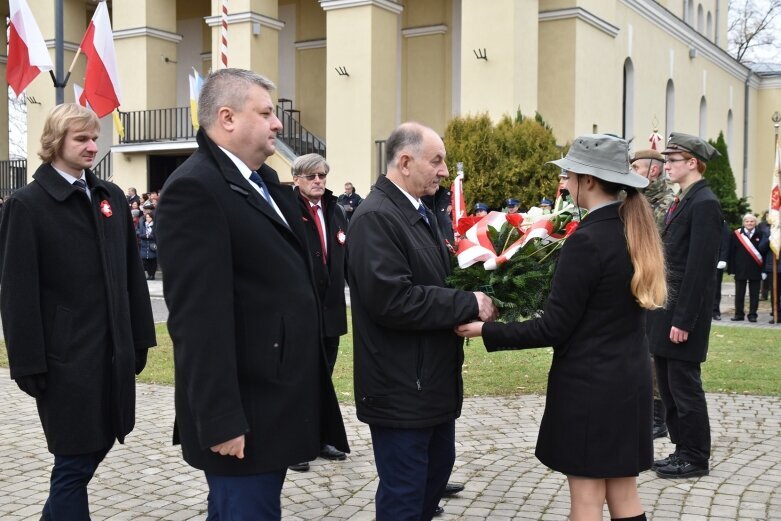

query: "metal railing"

left=0, top=159, right=27, bottom=197
left=276, top=99, right=326, bottom=157
left=119, top=107, right=196, bottom=144
left=92, top=151, right=112, bottom=181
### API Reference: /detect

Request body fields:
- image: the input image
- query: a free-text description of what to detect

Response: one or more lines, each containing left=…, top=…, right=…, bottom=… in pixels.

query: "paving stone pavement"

left=1, top=369, right=780, bottom=520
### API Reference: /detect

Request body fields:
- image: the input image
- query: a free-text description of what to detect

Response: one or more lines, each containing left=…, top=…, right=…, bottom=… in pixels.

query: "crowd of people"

left=0, top=66, right=778, bottom=521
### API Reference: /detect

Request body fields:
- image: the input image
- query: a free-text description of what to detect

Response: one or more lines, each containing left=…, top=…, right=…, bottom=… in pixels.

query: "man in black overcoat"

left=155, top=69, right=348, bottom=520
left=0, top=103, right=156, bottom=519
left=728, top=213, right=768, bottom=322
left=647, top=133, right=723, bottom=479
left=347, top=122, right=497, bottom=520
left=289, top=153, right=349, bottom=470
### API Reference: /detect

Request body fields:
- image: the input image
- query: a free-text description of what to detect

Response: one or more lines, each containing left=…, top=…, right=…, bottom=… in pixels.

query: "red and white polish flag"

left=6, top=0, right=53, bottom=96
left=79, top=1, right=121, bottom=117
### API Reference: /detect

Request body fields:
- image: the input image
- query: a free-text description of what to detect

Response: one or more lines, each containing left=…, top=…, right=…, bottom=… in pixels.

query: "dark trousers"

left=323, top=335, right=340, bottom=375
left=142, top=258, right=157, bottom=279
left=713, top=268, right=724, bottom=313
left=654, top=356, right=710, bottom=467
left=42, top=446, right=111, bottom=520
left=734, top=278, right=760, bottom=319
left=370, top=420, right=455, bottom=521
left=205, top=469, right=287, bottom=521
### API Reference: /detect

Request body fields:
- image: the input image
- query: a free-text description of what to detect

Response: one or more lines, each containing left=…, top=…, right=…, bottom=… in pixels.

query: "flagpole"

left=774, top=117, right=780, bottom=324
left=54, top=0, right=64, bottom=103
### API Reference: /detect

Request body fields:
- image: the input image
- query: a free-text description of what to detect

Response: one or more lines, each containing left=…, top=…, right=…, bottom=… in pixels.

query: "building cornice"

left=402, top=24, right=448, bottom=38
left=113, top=140, right=197, bottom=154
left=113, top=27, right=183, bottom=44
left=204, top=11, right=285, bottom=32
left=44, top=40, right=79, bottom=52
left=539, top=7, right=620, bottom=38
left=757, top=75, right=781, bottom=90
left=319, top=0, right=403, bottom=15
left=619, top=0, right=750, bottom=82
left=295, top=39, right=327, bottom=50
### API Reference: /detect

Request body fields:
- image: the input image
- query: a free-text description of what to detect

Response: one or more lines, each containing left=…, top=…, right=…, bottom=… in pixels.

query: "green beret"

left=630, top=149, right=664, bottom=163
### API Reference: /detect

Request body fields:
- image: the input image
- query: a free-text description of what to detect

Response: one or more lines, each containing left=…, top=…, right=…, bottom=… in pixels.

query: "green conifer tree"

left=706, top=132, right=751, bottom=227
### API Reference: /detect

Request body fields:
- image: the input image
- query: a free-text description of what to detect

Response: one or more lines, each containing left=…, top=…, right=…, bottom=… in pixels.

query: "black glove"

left=15, top=374, right=47, bottom=398
left=135, top=349, right=149, bottom=375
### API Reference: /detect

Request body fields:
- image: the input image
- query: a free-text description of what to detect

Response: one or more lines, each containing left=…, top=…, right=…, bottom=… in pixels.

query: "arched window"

left=727, top=109, right=734, bottom=152
left=666, top=80, right=675, bottom=138
left=699, top=96, right=707, bottom=138
left=686, top=0, right=694, bottom=24
left=697, top=4, right=704, bottom=32
left=706, top=11, right=713, bottom=40
left=623, top=58, right=635, bottom=141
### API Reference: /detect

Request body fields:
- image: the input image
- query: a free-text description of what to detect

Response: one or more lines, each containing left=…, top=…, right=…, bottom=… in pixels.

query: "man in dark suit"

left=647, top=132, right=723, bottom=479
left=0, top=103, right=156, bottom=519
left=728, top=213, right=768, bottom=322
left=347, top=122, right=497, bottom=520
left=155, top=69, right=348, bottom=520
left=289, top=153, right=348, bottom=471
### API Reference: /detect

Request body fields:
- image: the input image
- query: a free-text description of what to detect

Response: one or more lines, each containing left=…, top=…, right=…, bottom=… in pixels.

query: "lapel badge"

left=337, top=228, right=346, bottom=245
left=100, top=200, right=113, bottom=218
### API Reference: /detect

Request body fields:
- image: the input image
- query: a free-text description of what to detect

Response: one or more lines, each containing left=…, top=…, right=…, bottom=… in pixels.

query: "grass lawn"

left=1, top=319, right=779, bottom=400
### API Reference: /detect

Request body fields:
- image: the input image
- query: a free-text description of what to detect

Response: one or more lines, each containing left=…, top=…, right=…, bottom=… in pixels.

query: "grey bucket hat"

left=549, top=134, right=649, bottom=189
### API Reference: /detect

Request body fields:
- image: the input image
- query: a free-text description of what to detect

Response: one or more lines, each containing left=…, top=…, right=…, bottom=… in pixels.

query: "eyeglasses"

left=664, top=158, right=688, bottom=165
left=296, top=172, right=328, bottom=181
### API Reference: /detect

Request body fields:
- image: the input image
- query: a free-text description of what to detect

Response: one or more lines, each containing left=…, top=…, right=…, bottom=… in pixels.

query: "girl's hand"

left=455, top=321, right=485, bottom=338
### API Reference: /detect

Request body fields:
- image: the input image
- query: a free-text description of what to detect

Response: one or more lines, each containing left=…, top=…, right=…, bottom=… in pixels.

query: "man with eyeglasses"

left=646, top=132, right=722, bottom=480
left=289, top=154, right=349, bottom=472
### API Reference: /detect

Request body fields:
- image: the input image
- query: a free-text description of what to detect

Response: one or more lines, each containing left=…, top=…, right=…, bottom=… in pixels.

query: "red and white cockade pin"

left=99, top=200, right=113, bottom=218
left=336, top=228, right=346, bottom=245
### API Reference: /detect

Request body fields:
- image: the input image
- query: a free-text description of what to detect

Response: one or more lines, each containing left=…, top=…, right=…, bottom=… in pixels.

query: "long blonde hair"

left=620, top=188, right=667, bottom=309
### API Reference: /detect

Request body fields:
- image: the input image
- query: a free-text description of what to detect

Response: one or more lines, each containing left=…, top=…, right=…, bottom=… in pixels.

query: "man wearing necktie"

left=0, top=103, right=156, bottom=519
left=155, top=69, right=348, bottom=520
left=289, top=153, right=349, bottom=472
left=646, top=132, right=723, bottom=480
left=727, top=213, right=768, bottom=322
left=347, top=122, right=498, bottom=520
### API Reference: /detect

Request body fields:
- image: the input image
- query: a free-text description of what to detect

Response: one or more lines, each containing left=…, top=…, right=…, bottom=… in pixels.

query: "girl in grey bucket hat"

left=456, top=134, right=667, bottom=521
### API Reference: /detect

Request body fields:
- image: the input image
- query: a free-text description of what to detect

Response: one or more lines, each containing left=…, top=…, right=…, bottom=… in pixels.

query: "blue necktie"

left=249, top=171, right=271, bottom=204
left=73, top=179, right=90, bottom=201
left=418, top=204, right=430, bottom=226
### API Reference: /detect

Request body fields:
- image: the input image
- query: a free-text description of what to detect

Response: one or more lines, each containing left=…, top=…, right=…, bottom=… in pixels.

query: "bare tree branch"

left=728, top=0, right=781, bottom=64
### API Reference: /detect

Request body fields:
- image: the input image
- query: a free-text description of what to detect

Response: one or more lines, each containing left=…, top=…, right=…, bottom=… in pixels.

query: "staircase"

left=275, top=99, right=326, bottom=157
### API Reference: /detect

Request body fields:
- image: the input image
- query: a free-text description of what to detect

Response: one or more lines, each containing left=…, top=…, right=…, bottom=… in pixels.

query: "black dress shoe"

left=434, top=505, right=444, bottom=516
left=712, top=311, right=721, bottom=320
left=730, top=316, right=744, bottom=321
left=655, top=458, right=709, bottom=479
left=748, top=316, right=757, bottom=322
left=651, top=453, right=678, bottom=471
left=319, top=444, right=347, bottom=461
left=443, top=482, right=465, bottom=496
left=289, top=461, right=310, bottom=472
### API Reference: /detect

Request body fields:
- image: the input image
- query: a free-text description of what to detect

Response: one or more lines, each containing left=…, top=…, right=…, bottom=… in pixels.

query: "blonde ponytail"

left=620, top=189, right=667, bottom=309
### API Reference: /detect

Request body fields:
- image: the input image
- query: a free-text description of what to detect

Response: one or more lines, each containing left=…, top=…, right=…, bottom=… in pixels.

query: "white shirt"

left=218, top=146, right=288, bottom=226
left=387, top=178, right=425, bottom=213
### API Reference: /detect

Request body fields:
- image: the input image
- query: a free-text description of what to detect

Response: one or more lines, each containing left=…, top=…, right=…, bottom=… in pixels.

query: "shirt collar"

left=53, top=166, right=86, bottom=186
left=387, top=178, right=423, bottom=210
left=218, top=145, right=253, bottom=182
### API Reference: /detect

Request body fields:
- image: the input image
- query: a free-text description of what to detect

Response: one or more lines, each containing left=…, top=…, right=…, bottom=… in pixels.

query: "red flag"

left=79, top=2, right=121, bottom=117
left=6, top=0, right=53, bottom=96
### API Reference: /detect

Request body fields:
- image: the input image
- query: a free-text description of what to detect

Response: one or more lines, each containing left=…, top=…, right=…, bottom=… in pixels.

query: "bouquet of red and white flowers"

left=447, top=197, right=581, bottom=322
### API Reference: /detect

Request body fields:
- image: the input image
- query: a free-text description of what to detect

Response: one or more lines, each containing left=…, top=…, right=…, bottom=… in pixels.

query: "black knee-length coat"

left=0, top=165, right=156, bottom=455
left=482, top=203, right=653, bottom=478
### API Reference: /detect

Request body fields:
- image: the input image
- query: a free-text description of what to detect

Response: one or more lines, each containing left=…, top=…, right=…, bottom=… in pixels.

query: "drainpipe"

left=742, top=71, right=750, bottom=198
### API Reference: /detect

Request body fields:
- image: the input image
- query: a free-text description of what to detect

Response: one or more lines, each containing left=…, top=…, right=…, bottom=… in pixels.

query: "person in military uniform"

left=631, top=149, right=675, bottom=231
left=474, top=202, right=489, bottom=217
left=631, top=149, right=676, bottom=441
left=647, top=133, right=723, bottom=480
